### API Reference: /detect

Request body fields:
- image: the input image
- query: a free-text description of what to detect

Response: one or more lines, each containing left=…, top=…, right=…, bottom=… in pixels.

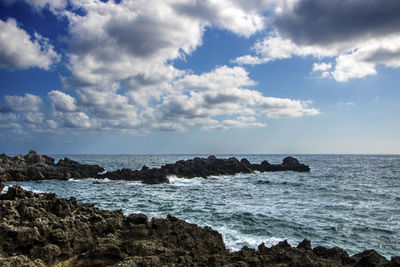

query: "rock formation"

left=0, top=150, right=104, bottom=182
left=1, top=151, right=310, bottom=184
left=96, top=155, right=311, bottom=184
left=0, top=185, right=398, bottom=266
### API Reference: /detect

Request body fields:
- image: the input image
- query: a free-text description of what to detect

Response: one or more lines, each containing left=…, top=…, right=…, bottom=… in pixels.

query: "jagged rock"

left=0, top=150, right=104, bottom=182
left=0, top=186, right=397, bottom=266
left=0, top=151, right=310, bottom=184
left=351, top=249, right=390, bottom=267
left=97, top=155, right=311, bottom=184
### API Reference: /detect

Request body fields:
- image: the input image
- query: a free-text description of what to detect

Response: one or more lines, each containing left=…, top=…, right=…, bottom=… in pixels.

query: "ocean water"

left=3, top=154, right=400, bottom=258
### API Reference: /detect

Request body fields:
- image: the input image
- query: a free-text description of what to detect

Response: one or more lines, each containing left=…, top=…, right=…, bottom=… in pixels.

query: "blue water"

left=3, top=154, right=400, bottom=258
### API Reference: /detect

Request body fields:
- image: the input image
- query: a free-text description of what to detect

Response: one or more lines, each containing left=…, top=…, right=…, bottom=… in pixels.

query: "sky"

left=0, top=0, right=399, bottom=154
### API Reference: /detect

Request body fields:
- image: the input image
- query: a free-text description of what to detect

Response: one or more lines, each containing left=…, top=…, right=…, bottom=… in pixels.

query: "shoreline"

left=1, top=184, right=399, bottom=266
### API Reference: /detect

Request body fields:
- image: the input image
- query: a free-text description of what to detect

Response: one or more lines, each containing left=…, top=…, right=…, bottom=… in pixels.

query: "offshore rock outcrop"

left=1, top=185, right=399, bottom=267
left=0, top=150, right=104, bottom=182
left=0, top=151, right=310, bottom=184
left=97, top=155, right=311, bottom=184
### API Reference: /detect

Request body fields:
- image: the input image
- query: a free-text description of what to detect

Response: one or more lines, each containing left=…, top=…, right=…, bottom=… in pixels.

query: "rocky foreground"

left=0, top=185, right=399, bottom=267
left=0, top=151, right=310, bottom=184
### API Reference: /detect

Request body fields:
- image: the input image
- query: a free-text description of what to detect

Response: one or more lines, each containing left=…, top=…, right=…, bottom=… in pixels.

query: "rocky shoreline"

left=0, top=151, right=310, bottom=184
left=0, top=150, right=104, bottom=182
left=0, top=184, right=399, bottom=267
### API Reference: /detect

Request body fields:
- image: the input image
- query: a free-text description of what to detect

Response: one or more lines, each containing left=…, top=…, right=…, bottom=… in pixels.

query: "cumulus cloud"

left=204, top=116, right=266, bottom=131
left=274, top=0, right=400, bottom=46
left=233, top=0, right=400, bottom=82
left=312, top=63, right=332, bottom=72
left=174, top=66, right=256, bottom=91
left=231, top=55, right=270, bottom=65
left=48, top=90, right=77, bottom=112
left=156, top=66, right=319, bottom=130
left=1, top=0, right=320, bottom=134
left=0, top=18, right=59, bottom=70
left=2, top=0, right=67, bottom=12
left=58, top=112, right=92, bottom=129
left=23, top=112, right=45, bottom=124
left=0, top=93, right=43, bottom=112
left=172, top=0, right=265, bottom=37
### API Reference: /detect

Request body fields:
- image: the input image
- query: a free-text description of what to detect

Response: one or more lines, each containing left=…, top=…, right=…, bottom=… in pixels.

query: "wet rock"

left=0, top=186, right=396, bottom=266
left=97, top=155, right=311, bottom=184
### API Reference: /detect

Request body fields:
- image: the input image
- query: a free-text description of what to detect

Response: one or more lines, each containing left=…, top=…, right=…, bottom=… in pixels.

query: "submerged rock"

left=0, top=186, right=398, bottom=266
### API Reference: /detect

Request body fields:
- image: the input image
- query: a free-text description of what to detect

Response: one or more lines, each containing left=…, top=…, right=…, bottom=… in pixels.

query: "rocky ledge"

left=0, top=184, right=399, bottom=267
left=96, top=155, right=310, bottom=184
left=0, top=151, right=310, bottom=184
left=0, top=150, right=104, bottom=182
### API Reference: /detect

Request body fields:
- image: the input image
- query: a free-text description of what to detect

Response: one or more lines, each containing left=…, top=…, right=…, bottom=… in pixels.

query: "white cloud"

left=156, top=66, right=319, bottom=129
left=204, top=116, right=266, bottom=131
left=0, top=18, right=59, bottom=70
left=234, top=33, right=400, bottom=82
left=23, top=112, right=45, bottom=124
left=312, top=62, right=332, bottom=72
left=48, top=90, right=77, bottom=112
left=332, top=55, right=377, bottom=82
left=174, top=65, right=256, bottom=91
left=232, top=0, right=400, bottom=82
left=0, top=93, right=43, bottom=112
left=57, top=112, right=92, bottom=129
left=0, top=113, right=19, bottom=122
left=173, top=0, right=265, bottom=37
left=1, top=0, right=319, bottom=134
left=231, top=55, right=270, bottom=65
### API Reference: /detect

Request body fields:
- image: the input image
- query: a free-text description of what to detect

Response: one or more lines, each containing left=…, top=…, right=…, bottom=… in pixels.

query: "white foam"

left=208, top=175, right=229, bottom=180
left=167, top=175, right=205, bottom=186
left=68, top=178, right=111, bottom=183
left=215, top=225, right=297, bottom=252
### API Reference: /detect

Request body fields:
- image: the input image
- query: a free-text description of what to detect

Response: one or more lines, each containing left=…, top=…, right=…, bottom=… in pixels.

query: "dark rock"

left=352, top=249, right=389, bottom=267
left=0, top=151, right=104, bottom=182
left=97, top=155, right=311, bottom=184
left=1, top=151, right=311, bottom=184
left=0, top=181, right=4, bottom=193
left=313, top=246, right=354, bottom=265
left=391, top=256, right=400, bottom=266
left=297, top=239, right=312, bottom=250
left=0, top=186, right=396, bottom=266
left=128, top=213, right=148, bottom=225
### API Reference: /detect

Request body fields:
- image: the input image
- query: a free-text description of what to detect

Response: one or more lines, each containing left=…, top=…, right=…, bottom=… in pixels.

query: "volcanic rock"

left=0, top=150, right=104, bottom=182
left=1, top=186, right=398, bottom=266
left=97, top=155, right=311, bottom=184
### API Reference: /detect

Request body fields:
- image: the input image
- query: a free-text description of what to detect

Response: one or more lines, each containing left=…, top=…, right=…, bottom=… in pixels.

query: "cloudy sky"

left=0, top=0, right=399, bottom=154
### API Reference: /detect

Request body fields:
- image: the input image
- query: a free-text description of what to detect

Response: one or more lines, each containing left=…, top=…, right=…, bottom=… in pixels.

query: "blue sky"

left=0, top=0, right=399, bottom=154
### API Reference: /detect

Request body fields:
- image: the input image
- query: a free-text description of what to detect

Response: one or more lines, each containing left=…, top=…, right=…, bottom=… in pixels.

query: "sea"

left=3, top=154, right=400, bottom=259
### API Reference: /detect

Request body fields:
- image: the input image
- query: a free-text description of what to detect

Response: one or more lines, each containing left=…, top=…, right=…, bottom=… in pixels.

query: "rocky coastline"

left=0, top=184, right=399, bottom=267
left=0, top=151, right=310, bottom=184
left=0, top=150, right=104, bottom=182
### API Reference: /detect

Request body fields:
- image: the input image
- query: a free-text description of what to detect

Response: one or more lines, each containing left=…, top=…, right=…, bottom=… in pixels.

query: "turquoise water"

left=3, top=154, right=400, bottom=258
